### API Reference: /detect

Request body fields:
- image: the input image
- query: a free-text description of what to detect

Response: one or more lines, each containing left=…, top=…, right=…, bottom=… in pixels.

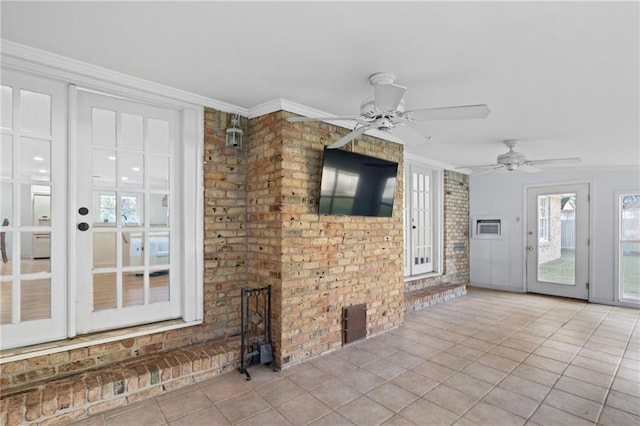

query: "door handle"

left=77, top=222, right=90, bottom=231
left=527, top=245, right=534, bottom=251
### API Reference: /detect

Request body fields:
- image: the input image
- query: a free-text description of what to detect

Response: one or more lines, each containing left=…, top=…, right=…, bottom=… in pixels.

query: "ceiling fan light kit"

left=286, top=72, right=491, bottom=149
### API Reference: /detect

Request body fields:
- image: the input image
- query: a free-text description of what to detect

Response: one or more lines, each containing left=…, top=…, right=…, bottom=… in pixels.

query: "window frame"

left=615, top=191, right=640, bottom=306
left=538, top=196, right=550, bottom=243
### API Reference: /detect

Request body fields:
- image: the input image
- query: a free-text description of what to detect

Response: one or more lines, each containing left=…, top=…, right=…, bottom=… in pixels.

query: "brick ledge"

left=404, top=282, right=467, bottom=311
left=0, top=337, right=241, bottom=426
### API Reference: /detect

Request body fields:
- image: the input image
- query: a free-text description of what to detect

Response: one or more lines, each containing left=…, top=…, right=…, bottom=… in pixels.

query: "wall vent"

left=342, top=304, right=366, bottom=345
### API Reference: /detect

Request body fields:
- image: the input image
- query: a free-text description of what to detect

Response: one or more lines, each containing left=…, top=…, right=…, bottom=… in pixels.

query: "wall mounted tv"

left=318, top=147, right=399, bottom=217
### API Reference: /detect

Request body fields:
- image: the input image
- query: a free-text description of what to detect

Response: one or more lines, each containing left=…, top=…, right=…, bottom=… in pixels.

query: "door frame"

left=522, top=181, right=593, bottom=300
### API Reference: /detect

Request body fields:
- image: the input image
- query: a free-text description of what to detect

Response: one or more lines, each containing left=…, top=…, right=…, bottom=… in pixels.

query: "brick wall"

left=405, top=170, right=470, bottom=292
left=246, top=112, right=405, bottom=367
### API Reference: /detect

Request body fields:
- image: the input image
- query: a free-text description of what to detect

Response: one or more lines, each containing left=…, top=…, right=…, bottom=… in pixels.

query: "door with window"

left=1, top=69, right=68, bottom=348
left=617, top=193, right=640, bottom=303
left=75, top=90, right=180, bottom=333
left=405, top=166, right=434, bottom=275
left=526, top=183, right=589, bottom=299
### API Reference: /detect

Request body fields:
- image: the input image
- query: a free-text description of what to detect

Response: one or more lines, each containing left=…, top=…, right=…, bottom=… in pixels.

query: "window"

left=617, top=193, right=640, bottom=303
left=404, top=164, right=442, bottom=276
left=538, top=196, right=549, bottom=243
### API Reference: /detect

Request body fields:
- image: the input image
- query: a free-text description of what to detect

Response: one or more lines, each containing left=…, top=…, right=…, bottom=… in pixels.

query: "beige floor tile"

left=430, top=351, right=473, bottom=371
left=444, top=372, right=494, bottom=399
left=337, top=396, right=394, bottom=426
left=553, top=375, right=608, bottom=403
left=104, top=401, right=166, bottom=426
left=364, top=358, right=408, bottom=380
left=500, top=337, right=540, bottom=354
left=200, top=374, right=252, bottom=403
left=482, top=387, right=539, bottom=419
left=411, top=360, right=457, bottom=382
left=617, top=365, right=640, bottom=383
left=529, top=404, right=594, bottom=426
left=69, top=415, right=106, bottom=426
left=309, top=411, right=355, bottom=426
left=563, top=365, right=613, bottom=388
left=255, top=377, right=305, bottom=407
left=285, top=364, right=335, bottom=391
left=235, top=408, right=291, bottom=426
left=367, top=383, right=419, bottom=413
left=598, top=406, right=640, bottom=426
left=611, top=377, right=640, bottom=398
left=335, top=346, right=382, bottom=367
left=461, top=362, right=507, bottom=385
left=157, top=388, right=212, bottom=421
left=384, top=350, right=423, bottom=369
left=447, top=344, right=484, bottom=361
left=168, top=406, right=229, bottom=426
left=391, top=371, right=439, bottom=396
left=532, top=346, right=575, bottom=363
left=577, top=347, right=622, bottom=365
left=275, top=393, right=331, bottom=426
left=462, top=401, right=525, bottom=426
left=215, top=391, right=270, bottom=424
left=606, top=390, right=640, bottom=417
left=424, top=384, right=478, bottom=415
left=569, top=354, right=618, bottom=375
left=477, top=353, right=519, bottom=373
left=310, top=379, right=361, bottom=409
left=380, top=414, right=416, bottom=426
left=511, top=364, right=560, bottom=387
left=489, top=345, right=529, bottom=363
left=337, top=368, right=387, bottom=393
left=543, top=389, right=601, bottom=422
left=394, top=342, right=441, bottom=360
left=459, top=337, right=496, bottom=352
left=399, top=398, right=459, bottom=426
left=523, top=354, right=568, bottom=374
left=310, top=354, right=360, bottom=377
left=539, top=339, right=581, bottom=355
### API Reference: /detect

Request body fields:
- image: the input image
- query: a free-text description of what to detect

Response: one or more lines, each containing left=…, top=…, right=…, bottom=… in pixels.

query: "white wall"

left=469, top=167, right=639, bottom=305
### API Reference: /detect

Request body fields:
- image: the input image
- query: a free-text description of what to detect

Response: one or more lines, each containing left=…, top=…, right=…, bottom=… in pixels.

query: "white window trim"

left=404, top=162, right=443, bottom=278
left=1, top=39, right=206, bottom=352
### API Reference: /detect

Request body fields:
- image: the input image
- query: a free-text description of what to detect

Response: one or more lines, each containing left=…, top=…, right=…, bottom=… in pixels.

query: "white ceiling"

left=2, top=1, right=638, bottom=170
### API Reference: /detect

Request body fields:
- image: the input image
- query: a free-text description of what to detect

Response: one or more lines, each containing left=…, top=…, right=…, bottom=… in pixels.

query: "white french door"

left=405, top=166, right=434, bottom=275
left=0, top=69, right=68, bottom=348
left=75, top=90, right=181, bottom=333
left=526, top=183, right=590, bottom=299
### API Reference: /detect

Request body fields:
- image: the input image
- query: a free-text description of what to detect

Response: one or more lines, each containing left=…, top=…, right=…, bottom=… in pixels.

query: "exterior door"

left=526, top=183, right=590, bottom=299
left=405, top=166, right=434, bottom=275
left=75, top=90, right=180, bottom=333
left=0, top=69, right=68, bottom=348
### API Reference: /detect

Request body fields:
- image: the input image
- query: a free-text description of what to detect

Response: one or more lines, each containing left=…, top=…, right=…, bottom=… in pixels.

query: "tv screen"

left=318, top=148, right=399, bottom=217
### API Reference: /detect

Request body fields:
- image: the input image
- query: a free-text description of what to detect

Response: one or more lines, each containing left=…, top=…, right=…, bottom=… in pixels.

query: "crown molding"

left=1, top=39, right=247, bottom=114
left=249, top=98, right=406, bottom=145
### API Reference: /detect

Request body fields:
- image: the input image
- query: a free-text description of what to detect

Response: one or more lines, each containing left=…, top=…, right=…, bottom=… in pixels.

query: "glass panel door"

left=0, top=69, right=67, bottom=349
left=408, top=166, right=433, bottom=275
left=527, top=184, right=589, bottom=299
left=75, top=90, right=179, bottom=333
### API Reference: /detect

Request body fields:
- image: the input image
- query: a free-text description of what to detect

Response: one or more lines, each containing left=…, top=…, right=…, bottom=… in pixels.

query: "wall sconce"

left=226, top=114, right=243, bottom=148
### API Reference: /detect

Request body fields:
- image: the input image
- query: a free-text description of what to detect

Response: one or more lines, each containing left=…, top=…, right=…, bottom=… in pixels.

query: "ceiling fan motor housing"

left=497, top=151, right=526, bottom=169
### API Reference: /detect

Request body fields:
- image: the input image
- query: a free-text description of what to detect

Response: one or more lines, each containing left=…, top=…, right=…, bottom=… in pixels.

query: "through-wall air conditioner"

left=472, top=217, right=505, bottom=239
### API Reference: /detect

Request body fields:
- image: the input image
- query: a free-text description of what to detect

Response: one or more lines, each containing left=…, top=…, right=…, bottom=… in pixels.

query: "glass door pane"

left=537, top=193, right=576, bottom=285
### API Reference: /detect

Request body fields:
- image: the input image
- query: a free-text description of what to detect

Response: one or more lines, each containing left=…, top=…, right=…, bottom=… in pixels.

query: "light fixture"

left=33, top=156, right=44, bottom=161
left=226, top=114, right=243, bottom=148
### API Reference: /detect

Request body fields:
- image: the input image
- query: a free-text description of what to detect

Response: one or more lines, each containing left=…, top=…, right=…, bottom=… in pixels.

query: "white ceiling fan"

left=286, top=72, right=490, bottom=149
left=459, top=140, right=581, bottom=175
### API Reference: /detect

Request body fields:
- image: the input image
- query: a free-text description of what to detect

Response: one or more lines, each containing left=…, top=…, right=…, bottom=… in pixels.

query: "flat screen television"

left=318, top=148, right=399, bottom=217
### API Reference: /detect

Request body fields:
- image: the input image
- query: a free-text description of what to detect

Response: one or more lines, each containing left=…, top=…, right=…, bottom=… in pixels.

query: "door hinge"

left=586, top=282, right=590, bottom=289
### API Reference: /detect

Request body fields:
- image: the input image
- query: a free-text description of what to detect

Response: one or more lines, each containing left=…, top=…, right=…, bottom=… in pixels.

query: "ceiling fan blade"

left=405, top=104, right=490, bottom=121
left=286, top=115, right=365, bottom=123
left=327, top=125, right=372, bottom=149
left=526, top=158, right=581, bottom=166
left=391, top=123, right=428, bottom=146
left=455, top=163, right=500, bottom=170
left=519, top=164, right=542, bottom=173
left=375, top=83, right=407, bottom=112
left=472, top=165, right=505, bottom=176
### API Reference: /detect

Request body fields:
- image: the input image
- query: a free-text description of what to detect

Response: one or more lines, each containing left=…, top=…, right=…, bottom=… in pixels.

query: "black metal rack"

left=239, top=285, right=278, bottom=380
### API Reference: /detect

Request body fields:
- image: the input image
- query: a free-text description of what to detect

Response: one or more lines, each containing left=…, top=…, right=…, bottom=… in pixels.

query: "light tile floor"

left=73, top=288, right=640, bottom=426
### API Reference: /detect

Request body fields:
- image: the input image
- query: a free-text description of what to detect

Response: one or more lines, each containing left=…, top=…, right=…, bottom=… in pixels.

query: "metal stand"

left=239, top=286, right=278, bottom=380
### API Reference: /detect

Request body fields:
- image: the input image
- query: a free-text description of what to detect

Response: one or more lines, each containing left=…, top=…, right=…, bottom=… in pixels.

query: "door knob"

left=78, top=207, right=89, bottom=215
left=77, top=222, right=89, bottom=231
left=527, top=245, right=534, bottom=251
